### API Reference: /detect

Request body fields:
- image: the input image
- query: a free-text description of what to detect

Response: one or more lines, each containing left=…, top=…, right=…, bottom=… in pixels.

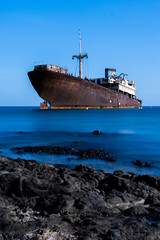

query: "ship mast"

left=72, top=30, right=88, bottom=79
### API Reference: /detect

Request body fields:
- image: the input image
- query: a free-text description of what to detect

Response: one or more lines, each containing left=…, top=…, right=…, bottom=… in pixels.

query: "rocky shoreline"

left=0, top=155, right=160, bottom=239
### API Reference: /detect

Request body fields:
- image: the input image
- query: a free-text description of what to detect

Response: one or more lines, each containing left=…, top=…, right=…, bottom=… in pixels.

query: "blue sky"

left=0, top=0, right=160, bottom=106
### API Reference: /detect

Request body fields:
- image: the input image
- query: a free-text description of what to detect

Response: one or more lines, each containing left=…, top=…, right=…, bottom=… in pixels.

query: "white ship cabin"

left=34, top=64, right=68, bottom=74
left=91, top=68, right=136, bottom=98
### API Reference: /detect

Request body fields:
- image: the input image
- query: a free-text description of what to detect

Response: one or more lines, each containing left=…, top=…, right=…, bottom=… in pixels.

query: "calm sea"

left=0, top=106, right=160, bottom=175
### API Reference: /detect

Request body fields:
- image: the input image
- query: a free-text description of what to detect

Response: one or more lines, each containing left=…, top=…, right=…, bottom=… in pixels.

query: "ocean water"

left=0, top=106, right=160, bottom=175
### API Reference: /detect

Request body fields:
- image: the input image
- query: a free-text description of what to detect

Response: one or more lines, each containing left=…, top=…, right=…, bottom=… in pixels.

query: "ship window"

left=97, top=79, right=100, bottom=84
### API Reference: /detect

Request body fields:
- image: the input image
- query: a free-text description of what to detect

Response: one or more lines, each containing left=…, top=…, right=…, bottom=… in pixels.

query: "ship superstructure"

left=34, top=64, right=68, bottom=74
left=92, top=68, right=136, bottom=98
left=28, top=31, right=142, bottom=109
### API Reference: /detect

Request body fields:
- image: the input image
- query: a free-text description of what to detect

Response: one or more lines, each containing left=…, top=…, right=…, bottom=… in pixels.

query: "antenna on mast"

left=72, top=30, right=88, bottom=79
left=79, top=29, right=81, bottom=55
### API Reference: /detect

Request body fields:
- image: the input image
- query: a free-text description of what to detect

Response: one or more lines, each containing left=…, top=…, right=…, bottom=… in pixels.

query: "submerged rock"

left=132, top=160, right=152, bottom=167
left=0, top=156, right=160, bottom=239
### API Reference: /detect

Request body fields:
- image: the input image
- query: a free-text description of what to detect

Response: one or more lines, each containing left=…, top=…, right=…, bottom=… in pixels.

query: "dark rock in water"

left=11, top=146, right=115, bottom=161
left=92, top=130, right=102, bottom=135
left=132, top=160, right=152, bottom=167
left=1, top=155, right=160, bottom=239
left=77, top=149, right=109, bottom=160
left=18, top=131, right=24, bottom=134
left=12, top=146, right=76, bottom=155
left=103, top=157, right=116, bottom=162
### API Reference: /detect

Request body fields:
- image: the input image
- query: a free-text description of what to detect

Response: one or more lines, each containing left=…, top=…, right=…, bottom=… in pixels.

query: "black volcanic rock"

left=133, top=160, right=152, bottom=167
left=11, top=146, right=115, bottom=162
left=0, top=156, right=160, bottom=239
left=92, top=130, right=102, bottom=135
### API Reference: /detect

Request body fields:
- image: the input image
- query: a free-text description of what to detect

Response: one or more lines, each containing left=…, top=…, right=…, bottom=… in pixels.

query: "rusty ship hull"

left=28, top=70, right=142, bottom=109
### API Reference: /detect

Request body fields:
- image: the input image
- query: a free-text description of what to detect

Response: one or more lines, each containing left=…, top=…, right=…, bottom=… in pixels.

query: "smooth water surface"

left=0, top=106, right=160, bottom=175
